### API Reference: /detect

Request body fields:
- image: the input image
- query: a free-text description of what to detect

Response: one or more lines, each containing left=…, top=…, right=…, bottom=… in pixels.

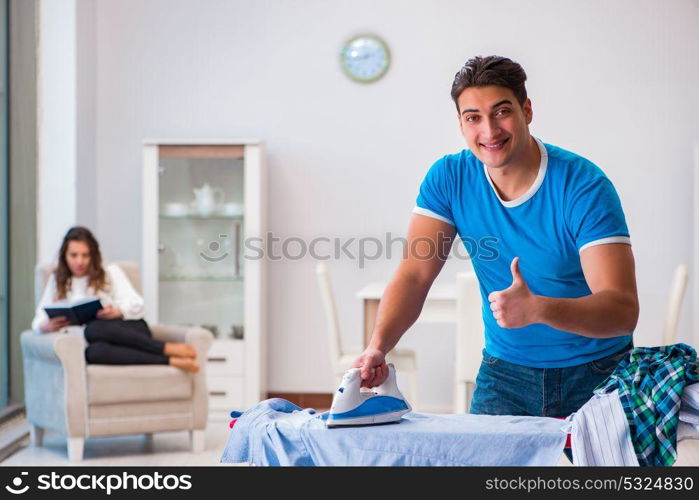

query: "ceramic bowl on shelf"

left=221, top=202, right=244, bottom=217
left=163, top=202, right=189, bottom=217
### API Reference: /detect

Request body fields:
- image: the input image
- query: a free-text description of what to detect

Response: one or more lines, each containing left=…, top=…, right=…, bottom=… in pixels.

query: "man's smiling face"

left=457, top=85, right=533, bottom=168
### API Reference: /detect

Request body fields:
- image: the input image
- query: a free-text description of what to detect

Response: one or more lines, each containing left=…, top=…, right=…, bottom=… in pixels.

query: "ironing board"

left=220, top=398, right=569, bottom=466
left=221, top=399, right=699, bottom=466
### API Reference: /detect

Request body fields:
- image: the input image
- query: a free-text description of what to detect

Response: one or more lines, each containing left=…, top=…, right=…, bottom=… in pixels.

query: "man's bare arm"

left=353, top=214, right=456, bottom=386
left=490, top=244, right=639, bottom=338
left=534, top=243, right=639, bottom=338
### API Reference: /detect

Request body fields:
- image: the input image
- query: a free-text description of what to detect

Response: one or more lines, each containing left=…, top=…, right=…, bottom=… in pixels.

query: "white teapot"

left=192, top=183, right=224, bottom=216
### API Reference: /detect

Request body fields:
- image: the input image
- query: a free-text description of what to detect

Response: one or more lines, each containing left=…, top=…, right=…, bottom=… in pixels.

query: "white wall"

left=37, top=0, right=97, bottom=264
left=83, top=0, right=699, bottom=409
left=37, top=0, right=78, bottom=264
left=76, top=0, right=97, bottom=231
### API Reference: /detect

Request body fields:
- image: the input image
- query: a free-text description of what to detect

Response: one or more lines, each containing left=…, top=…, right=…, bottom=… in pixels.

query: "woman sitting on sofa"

left=32, top=226, right=199, bottom=372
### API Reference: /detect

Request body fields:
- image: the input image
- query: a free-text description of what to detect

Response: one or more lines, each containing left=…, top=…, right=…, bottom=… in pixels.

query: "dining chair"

left=454, top=271, right=484, bottom=413
left=662, top=263, right=689, bottom=345
left=315, top=263, right=419, bottom=409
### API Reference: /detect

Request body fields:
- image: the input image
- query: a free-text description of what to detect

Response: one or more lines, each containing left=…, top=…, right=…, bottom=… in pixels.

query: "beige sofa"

left=20, top=261, right=213, bottom=461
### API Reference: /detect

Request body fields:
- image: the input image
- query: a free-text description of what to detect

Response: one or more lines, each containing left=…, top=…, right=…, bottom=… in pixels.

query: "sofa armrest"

left=21, top=330, right=63, bottom=362
left=20, top=330, right=88, bottom=437
left=21, top=329, right=87, bottom=366
left=150, top=324, right=214, bottom=358
left=150, top=325, right=213, bottom=429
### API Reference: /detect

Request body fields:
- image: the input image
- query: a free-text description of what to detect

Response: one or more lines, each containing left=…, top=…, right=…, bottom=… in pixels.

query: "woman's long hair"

left=55, top=226, right=108, bottom=300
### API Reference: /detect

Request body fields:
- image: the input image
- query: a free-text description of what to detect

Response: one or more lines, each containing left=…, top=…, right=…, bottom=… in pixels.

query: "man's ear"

left=523, top=98, right=533, bottom=124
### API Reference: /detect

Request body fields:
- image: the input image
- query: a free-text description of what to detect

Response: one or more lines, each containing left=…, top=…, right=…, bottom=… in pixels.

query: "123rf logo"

left=5, top=471, right=192, bottom=495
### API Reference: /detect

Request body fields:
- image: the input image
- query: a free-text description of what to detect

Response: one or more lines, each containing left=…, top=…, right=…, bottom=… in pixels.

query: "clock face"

left=340, top=35, right=390, bottom=83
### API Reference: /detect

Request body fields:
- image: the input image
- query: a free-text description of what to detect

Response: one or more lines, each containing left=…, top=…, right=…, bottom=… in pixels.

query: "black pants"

left=84, top=319, right=168, bottom=365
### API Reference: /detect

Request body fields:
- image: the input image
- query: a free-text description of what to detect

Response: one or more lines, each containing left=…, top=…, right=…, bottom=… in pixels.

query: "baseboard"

left=0, top=411, right=29, bottom=463
left=0, top=428, right=28, bottom=463
left=266, top=392, right=333, bottom=409
left=0, top=404, right=25, bottom=425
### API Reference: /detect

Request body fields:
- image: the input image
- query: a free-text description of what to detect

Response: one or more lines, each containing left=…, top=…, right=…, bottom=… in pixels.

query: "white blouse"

left=31, top=263, right=145, bottom=333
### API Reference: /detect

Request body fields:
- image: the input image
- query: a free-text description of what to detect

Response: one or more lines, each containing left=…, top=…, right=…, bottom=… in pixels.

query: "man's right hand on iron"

left=352, top=347, right=388, bottom=388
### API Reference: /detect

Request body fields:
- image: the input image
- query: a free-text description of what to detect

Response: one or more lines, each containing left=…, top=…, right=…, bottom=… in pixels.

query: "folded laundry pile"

left=220, top=398, right=568, bottom=466
left=570, top=343, right=699, bottom=466
left=680, top=383, right=699, bottom=432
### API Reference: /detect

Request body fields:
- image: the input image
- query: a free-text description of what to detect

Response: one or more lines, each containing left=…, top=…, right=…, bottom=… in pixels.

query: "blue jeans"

left=470, top=340, right=633, bottom=418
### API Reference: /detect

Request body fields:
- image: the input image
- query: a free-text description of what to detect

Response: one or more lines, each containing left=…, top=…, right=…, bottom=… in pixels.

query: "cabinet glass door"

left=157, top=145, right=245, bottom=340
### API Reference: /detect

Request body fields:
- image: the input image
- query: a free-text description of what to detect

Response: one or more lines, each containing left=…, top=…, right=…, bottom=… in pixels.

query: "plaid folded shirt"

left=594, top=343, right=699, bottom=466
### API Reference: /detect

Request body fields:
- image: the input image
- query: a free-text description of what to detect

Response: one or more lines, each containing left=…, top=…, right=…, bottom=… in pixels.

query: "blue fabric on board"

left=220, top=398, right=567, bottom=466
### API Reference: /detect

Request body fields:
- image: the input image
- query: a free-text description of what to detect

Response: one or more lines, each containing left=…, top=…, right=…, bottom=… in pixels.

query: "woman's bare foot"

left=169, top=356, right=200, bottom=373
left=163, top=342, right=196, bottom=358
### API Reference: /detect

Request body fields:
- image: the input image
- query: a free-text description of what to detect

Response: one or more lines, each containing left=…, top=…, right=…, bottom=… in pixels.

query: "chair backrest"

left=34, top=261, right=142, bottom=306
left=35, top=264, right=55, bottom=306
left=662, top=263, right=688, bottom=345
left=113, top=261, right=142, bottom=294
left=455, top=271, right=484, bottom=383
left=315, top=263, right=343, bottom=365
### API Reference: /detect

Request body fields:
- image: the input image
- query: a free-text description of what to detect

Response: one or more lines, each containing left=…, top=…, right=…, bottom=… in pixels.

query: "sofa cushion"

left=86, top=365, right=193, bottom=405
left=88, top=400, right=194, bottom=437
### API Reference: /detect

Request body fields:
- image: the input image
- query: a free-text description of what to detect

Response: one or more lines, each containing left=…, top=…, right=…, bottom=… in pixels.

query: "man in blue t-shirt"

left=353, top=55, right=639, bottom=420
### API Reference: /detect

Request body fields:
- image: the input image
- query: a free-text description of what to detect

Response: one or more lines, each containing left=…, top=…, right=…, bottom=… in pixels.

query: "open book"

left=44, top=297, right=103, bottom=325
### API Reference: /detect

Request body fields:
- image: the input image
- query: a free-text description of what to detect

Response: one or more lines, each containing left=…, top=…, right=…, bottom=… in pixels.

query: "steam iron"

left=325, top=363, right=411, bottom=427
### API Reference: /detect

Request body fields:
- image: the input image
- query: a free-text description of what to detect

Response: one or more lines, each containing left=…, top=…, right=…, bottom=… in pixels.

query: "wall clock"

left=340, top=34, right=390, bottom=83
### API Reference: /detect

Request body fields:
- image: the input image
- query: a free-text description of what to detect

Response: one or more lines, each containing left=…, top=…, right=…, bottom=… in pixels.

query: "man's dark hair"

left=450, top=56, right=528, bottom=112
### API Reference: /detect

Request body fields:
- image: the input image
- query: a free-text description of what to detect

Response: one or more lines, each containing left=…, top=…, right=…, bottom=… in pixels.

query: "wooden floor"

left=2, top=422, right=698, bottom=466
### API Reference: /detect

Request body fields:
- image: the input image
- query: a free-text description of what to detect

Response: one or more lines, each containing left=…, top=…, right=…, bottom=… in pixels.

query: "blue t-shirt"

left=414, top=138, right=632, bottom=368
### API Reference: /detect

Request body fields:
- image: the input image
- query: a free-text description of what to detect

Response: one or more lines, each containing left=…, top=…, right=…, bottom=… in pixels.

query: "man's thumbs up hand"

left=509, top=256, right=525, bottom=287
left=488, top=257, right=539, bottom=329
